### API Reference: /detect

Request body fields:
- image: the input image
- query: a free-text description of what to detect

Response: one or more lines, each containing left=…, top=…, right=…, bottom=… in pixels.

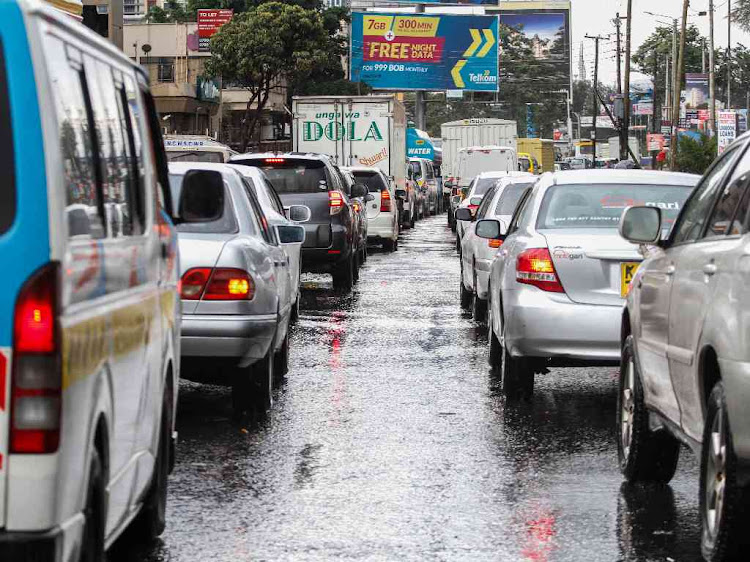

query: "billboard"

left=683, top=73, right=709, bottom=110
left=350, top=13, right=499, bottom=91
left=497, top=4, right=571, bottom=92
left=197, top=9, right=233, bottom=52
left=718, top=111, right=738, bottom=154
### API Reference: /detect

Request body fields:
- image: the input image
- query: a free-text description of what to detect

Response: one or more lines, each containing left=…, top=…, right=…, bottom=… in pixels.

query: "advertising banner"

left=498, top=5, right=571, bottom=91
left=647, top=133, right=666, bottom=151
left=718, top=110, right=738, bottom=154
left=197, top=9, right=233, bottom=52
left=683, top=73, right=709, bottom=110
left=350, top=13, right=499, bottom=91
left=633, top=102, right=653, bottom=116
left=407, top=128, right=435, bottom=159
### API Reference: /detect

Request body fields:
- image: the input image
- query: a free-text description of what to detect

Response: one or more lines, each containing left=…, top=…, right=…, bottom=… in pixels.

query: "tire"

left=488, top=293, right=502, bottom=369
left=472, top=269, right=487, bottom=322
left=456, top=235, right=461, bottom=253
left=383, top=239, right=395, bottom=252
left=393, top=237, right=398, bottom=251
left=79, top=448, right=105, bottom=562
left=617, top=335, right=680, bottom=483
left=290, top=290, right=300, bottom=325
left=332, top=255, right=354, bottom=292
left=352, top=250, right=360, bottom=283
left=232, top=345, right=274, bottom=415
left=500, top=323, right=533, bottom=400
left=459, top=265, right=473, bottom=310
left=132, top=384, right=171, bottom=541
left=700, top=382, right=750, bottom=561
left=274, top=331, right=289, bottom=381
left=409, top=207, right=416, bottom=229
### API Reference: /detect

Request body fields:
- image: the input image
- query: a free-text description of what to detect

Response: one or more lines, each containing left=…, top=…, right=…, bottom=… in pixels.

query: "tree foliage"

left=205, top=2, right=330, bottom=150
left=732, top=0, right=750, bottom=32
left=146, top=2, right=191, bottom=23
left=676, top=134, right=717, bottom=174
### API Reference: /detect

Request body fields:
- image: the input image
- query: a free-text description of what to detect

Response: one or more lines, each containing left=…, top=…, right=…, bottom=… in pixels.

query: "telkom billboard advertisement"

left=350, top=13, right=499, bottom=92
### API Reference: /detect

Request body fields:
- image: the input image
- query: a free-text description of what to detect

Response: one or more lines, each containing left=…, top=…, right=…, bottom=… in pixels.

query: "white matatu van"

left=0, top=1, right=214, bottom=559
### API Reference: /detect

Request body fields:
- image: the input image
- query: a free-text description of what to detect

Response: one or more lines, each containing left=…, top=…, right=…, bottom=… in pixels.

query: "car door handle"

left=703, top=263, right=718, bottom=276
left=666, top=264, right=676, bottom=276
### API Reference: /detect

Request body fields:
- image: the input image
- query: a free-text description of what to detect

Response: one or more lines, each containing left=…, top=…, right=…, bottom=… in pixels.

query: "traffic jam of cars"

left=3, top=2, right=750, bottom=561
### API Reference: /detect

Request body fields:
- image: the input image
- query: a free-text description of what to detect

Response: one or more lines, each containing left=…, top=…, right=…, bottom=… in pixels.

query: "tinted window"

left=476, top=186, right=497, bottom=219
left=234, top=158, right=328, bottom=193
left=0, top=40, right=15, bottom=235
left=537, top=184, right=692, bottom=230
left=352, top=171, right=388, bottom=192
left=705, top=147, right=750, bottom=238
left=472, top=178, right=498, bottom=196
left=424, top=162, right=435, bottom=180
left=44, top=37, right=104, bottom=239
left=672, top=148, right=738, bottom=244
left=240, top=176, right=275, bottom=244
left=167, top=151, right=224, bottom=163
left=496, top=182, right=534, bottom=215
left=168, top=173, right=238, bottom=234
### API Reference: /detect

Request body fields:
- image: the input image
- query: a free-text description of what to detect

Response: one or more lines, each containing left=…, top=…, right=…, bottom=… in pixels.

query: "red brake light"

left=204, top=268, right=254, bottom=301
left=11, top=263, right=61, bottom=454
left=516, top=248, right=565, bottom=293
left=380, top=189, right=392, bottom=212
left=180, top=268, right=211, bottom=300
left=329, top=191, right=344, bottom=215
left=265, top=157, right=285, bottom=163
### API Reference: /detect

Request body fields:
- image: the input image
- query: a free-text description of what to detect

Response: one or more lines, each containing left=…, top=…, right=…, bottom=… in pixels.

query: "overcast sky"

left=571, top=0, right=750, bottom=86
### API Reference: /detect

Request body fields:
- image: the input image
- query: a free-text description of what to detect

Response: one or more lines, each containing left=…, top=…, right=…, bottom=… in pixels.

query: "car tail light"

left=516, top=248, right=565, bottom=293
left=265, top=158, right=285, bottom=163
left=352, top=201, right=361, bottom=213
left=11, top=263, right=61, bottom=454
left=380, top=189, right=392, bottom=212
left=180, top=268, right=254, bottom=301
left=329, top=191, right=344, bottom=215
left=488, top=239, right=503, bottom=249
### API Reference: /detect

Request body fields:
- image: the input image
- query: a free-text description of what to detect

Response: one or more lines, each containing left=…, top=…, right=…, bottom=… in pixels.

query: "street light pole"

left=670, top=1, right=690, bottom=171
left=709, top=0, right=716, bottom=136
left=728, top=0, right=732, bottom=108
left=586, top=34, right=603, bottom=167
left=622, top=0, right=633, bottom=161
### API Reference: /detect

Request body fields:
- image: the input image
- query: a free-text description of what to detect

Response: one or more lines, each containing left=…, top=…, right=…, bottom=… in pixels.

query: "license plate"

left=620, top=262, right=639, bottom=298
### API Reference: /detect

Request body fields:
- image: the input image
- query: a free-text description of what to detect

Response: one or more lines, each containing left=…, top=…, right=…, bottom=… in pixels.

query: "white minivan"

left=455, top=146, right=518, bottom=189
left=0, top=1, right=210, bottom=559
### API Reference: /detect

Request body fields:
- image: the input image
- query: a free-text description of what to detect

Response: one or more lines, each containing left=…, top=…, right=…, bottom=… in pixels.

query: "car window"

left=425, top=162, right=435, bottom=180
left=495, top=182, right=535, bottom=215
left=262, top=177, right=285, bottom=215
left=352, top=170, right=388, bottom=192
left=672, top=147, right=739, bottom=244
left=233, top=157, right=329, bottom=193
left=0, top=39, right=15, bottom=235
left=476, top=186, right=497, bottom=219
left=472, top=178, right=498, bottom=196
left=44, top=37, right=105, bottom=240
left=704, top=146, right=750, bottom=238
left=508, top=189, right=533, bottom=234
left=168, top=173, right=238, bottom=234
left=239, top=175, right=275, bottom=244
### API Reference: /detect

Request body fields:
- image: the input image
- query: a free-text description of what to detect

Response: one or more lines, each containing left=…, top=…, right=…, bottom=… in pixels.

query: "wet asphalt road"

left=114, top=215, right=704, bottom=562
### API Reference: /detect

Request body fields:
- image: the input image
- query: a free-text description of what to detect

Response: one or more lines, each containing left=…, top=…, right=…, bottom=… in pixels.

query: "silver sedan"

left=169, top=162, right=305, bottom=414
left=486, top=169, right=699, bottom=399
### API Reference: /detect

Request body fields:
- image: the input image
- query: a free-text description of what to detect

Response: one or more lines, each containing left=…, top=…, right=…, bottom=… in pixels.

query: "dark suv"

left=230, top=152, right=365, bottom=291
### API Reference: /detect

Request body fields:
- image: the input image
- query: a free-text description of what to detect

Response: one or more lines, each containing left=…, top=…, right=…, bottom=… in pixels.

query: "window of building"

left=157, top=58, right=175, bottom=83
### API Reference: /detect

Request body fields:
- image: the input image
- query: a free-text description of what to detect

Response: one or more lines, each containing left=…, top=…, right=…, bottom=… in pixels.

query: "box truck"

left=441, top=118, right=518, bottom=184
left=292, top=95, right=407, bottom=193
left=517, top=138, right=556, bottom=174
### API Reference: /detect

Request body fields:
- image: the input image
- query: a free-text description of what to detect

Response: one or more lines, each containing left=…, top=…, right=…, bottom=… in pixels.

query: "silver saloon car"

left=169, top=162, right=305, bottom=415
left=486, top=170, right=699, bottom=399
left=618, top=134, right=750, bottom=562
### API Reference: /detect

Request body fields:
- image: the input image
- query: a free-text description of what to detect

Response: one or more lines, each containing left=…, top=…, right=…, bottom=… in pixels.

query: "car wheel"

left=133, top=383, right=171, bottom=541
left=393, top=237, right=398, bottom=251
left=409, top=207, right=416, bottom=228
left=472, top=269, right=487, bottom=322
left=79, top=448, right=105, bottom=562
left=383, top=239, right=394, bottom=252
left=456, top=235, right=462, bottom=253
left=459, top=265, right=473, bottom=310
left=487, top=292, right=502, bottom=369
left=700, top=381, right=750, bottom=561
left=290, top=290, right=300, bottom=325
left=352, top=251, right=360, bottom=282
left=617, top=335, right=680, bottom=483
left=500, top=323, right=533, bottom=400
left=332, top=255, right=354, bottom=292
left=274, top=331, right=289, bottom=382
left=252, top=346, right=274, bottom=411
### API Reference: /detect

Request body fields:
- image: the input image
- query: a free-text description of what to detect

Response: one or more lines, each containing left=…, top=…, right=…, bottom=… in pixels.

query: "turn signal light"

left=516, top=248, right=565, bottom=293
left=488, top=239, right=503, bottom=249
left=380, top=189, right=392, bottom=212
left=180, top=268, right=255, bottom=301
left=329, top=191, right=344, bottom=215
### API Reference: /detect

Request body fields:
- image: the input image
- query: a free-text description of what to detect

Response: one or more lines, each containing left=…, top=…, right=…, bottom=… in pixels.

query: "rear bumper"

left=181, top=313, right=277, bottom=366
left=367, top=215, right=397, bottom=240
left=0, top=512, right=84, bottom=562
left=474, top=258, right=493, bottom=299
left=504, top=287, right=622, bottom=362
left=301, top=224, right=352, bottom=272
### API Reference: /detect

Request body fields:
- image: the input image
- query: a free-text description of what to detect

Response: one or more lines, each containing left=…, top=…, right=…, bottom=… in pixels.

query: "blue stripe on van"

left=0, top=2, right=51, bottom=347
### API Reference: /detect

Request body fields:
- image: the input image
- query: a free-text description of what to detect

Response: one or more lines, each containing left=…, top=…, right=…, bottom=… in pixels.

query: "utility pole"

left=702, top=37, right=706, bottom=73
left=621, top=1, right=633, bottom=161
left=709, top=0, right=716, bottom=136
left=586, top=34, right=604, bottom=166
left=615, top=13, right=622, bottom=94
left=727, top=0, right=732, bottom=108
left=414, top=3, right=426, bottom=130
left=671, top=1, right=690, bottom=171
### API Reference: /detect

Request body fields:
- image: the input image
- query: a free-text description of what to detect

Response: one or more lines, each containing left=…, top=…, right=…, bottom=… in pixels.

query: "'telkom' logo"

left=468, top=70, right=497, bottom=84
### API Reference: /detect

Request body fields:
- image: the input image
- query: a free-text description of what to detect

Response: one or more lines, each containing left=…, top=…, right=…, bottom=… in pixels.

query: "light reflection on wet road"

left=113, top=216, right=703, bottom=561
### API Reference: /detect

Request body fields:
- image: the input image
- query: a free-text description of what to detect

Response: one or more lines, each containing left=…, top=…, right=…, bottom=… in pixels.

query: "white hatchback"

left=343, top=167, right=400, bottom=251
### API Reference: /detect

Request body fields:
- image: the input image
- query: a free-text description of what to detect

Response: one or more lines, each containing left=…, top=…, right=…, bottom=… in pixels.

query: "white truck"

left=292, top=95, right=407, bottom=194
left=441, top=118, right=519, bottom=186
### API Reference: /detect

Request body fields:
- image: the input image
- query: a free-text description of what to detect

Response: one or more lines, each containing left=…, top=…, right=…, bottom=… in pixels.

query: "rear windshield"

left=352, top=171, right=387, bottom=192
left=495, top=182, right=534, bottom=215
left=234, top=158, right=328, bottom=193
left=0, top=41, right=15, bottom=235
left=537, top=184, right=693, bottom=230
left=168, top=173, right=238, bottom=233
left=167, top=150, right=224, bottom=163
left=472, top=178, right=498, bottom=196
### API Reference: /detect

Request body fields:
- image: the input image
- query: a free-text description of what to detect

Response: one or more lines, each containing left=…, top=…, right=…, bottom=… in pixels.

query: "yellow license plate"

left=621, top=262, right=639, bottom=298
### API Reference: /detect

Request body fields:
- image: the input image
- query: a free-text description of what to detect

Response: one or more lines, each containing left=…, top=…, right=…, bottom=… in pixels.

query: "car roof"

left=550, top=169, right=700, bottom=186
left=168, top=162, right=239, bottom=175
left=226, top=163, right=265, bottom=179
left=230, top=152, right=330, bottom=163
left=341, top=166, right=383, bottom=174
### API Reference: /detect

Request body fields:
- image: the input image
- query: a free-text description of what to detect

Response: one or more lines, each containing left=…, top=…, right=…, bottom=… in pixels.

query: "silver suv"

left=618, top=133, right=750, bottom=562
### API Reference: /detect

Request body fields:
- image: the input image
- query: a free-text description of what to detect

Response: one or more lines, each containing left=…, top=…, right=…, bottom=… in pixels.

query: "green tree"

left=732, top=0, right=750, bottom=32
left=147, top=2, right=190, bottom=22
left=205, top=2, right=330, bottom=150
left=676, top=134, right=717, bottom=174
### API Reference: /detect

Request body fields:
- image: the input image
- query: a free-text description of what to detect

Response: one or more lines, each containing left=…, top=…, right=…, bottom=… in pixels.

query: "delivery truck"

left=441, top=118, right=518, bottom=184
left=517, top=138, right=556, bottom=174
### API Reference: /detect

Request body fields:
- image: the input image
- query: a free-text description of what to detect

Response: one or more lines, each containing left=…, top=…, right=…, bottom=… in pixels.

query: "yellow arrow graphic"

left=477, top=28, right=495, bottom=57
left=451, top=60, right=466, bottom=88
left=463, top=29, right=482, bottom=57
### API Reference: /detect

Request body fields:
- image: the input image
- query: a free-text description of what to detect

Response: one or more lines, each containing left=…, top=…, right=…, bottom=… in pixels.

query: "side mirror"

left=619, top=206, right=662, bottom=244
left=277, top=224, right=305, bottom=244
left=178, top=170, right=224, bottom=223
left=455, top=208, right=473, bottom=222
left=475, top=219, right=504, bottom=240
left=351, top=183, right=368, bottom=198
left=287, top=204, right=311, bottom=223
left=395, top=189, right=407, bottom=200
left=365, top=193, right=375, bottom=202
